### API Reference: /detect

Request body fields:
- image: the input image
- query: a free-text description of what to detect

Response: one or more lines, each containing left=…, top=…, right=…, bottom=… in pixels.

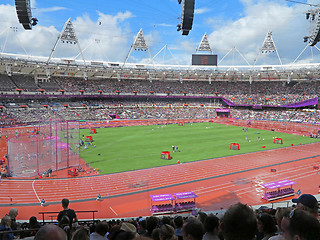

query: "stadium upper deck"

left=1, top=54, right=320, bottom=83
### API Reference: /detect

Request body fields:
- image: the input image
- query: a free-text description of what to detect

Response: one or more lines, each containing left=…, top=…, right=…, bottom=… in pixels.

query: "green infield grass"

left=79, top=122, right=320, bottom=174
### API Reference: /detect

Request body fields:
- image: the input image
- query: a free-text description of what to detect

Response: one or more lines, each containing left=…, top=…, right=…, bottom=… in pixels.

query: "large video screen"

left=192, top=54, right=217, bottom=66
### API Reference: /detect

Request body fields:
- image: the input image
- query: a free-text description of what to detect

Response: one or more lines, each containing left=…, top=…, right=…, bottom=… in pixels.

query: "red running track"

left=0, top=142, right=320, bottom=221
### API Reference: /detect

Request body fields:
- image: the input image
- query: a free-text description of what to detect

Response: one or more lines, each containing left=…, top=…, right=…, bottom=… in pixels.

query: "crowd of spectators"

left=53, top=77, right=320, bottom=106
left=0, top=74, right=319, bottom=106
left=0, top=194, right=319, bottom=240
left=230, top=109, right=320, bottom=124
left=0, top=103, right=319, bottom=126
left=0, top=102, right=220, bottom=125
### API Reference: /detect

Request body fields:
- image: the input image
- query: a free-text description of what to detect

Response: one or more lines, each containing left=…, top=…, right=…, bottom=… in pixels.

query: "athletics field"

left=80, top=122, right=320, bottom=174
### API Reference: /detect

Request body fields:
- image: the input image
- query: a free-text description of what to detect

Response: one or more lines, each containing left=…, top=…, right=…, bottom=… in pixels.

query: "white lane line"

left=109, top=207, right=118, bottom=216
left=32, top=180, right=41, bottom=203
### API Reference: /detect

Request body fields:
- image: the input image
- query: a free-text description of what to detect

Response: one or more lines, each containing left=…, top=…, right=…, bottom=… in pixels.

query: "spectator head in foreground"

left=34, top=224, right=67, bottom=240
left=0, top=215, right=11, bottom=229
left=292, top=194, right=319, bottom=216
left=281, top=208, right=320, bottom=240
left=120, top=222, right=139, bottom=237
left=71, top=227, right=90, bottom=240
left=220, top=203, right=257, bottom=240
left=182, top=218, right=204, bottom=240
left=62, top=198, right=70, bottom=209
left=203, top=214, right=219, bottom=236
left=159, top=224, right=177, bottom=240
left=92, top=221, right=109, bottom=238
left=257, top=213, right=277, bottom=239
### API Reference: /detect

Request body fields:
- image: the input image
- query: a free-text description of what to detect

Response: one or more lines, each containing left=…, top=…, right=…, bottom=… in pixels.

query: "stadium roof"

left=1, top=1, right=320, bottom=81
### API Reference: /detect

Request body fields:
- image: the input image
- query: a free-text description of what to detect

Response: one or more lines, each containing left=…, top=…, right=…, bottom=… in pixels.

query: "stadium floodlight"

left=47, top=18, right=86, bottom=66
left=123, top=29, right=154, bottom=67
left=253, top=32, right=282, bottom=66
left=196, top=33, right=213, bottom=53
left=306, top=8, right=320, bottom=46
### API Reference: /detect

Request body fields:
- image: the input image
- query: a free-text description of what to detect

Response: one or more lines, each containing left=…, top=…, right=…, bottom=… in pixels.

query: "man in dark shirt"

left=57, top=198, right=78, bottom=229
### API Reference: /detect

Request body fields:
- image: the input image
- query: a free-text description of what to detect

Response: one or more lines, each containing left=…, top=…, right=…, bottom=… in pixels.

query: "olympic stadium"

left=0, top=1, right=319, bottom=238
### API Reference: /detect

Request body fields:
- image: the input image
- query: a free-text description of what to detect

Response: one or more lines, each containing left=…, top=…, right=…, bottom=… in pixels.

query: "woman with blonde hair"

left=0, top=215, right=14, bottom=240
left=159, top=224, right=177, bottom=240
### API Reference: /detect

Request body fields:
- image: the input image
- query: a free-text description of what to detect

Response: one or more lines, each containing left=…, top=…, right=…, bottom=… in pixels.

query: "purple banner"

left=174, top=191, right=198, bottom=199
left=150, top=194, right=174, bottom=202
left=215, top=109, right=230, bottom=113
left=261, top=180, right=296, bottom=189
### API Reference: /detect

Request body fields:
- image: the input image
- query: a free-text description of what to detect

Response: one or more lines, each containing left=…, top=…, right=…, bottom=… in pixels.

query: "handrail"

left=38, top=210, right=98, bottom=224
left=0, top=228, right=39, bottom=235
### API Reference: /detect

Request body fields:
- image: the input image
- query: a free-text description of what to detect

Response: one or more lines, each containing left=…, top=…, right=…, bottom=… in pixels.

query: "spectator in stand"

left=269, top=208, right=291, bottom=240
left=182, top=218, right=204, bottom=240
left=202, top=215, right=219, bottom=240
left=110, top=222, right=136, bottom=240
left=257, top=213, right=277, bottom=240
left=71, top=227, right=90, bottom=240
left=220, top=203, right=257, bottom=240
left=197, top=212, right=208, bottom=224
left=161, top=217, right=171, bottom=226
left=137, top=218, right=147, bottom=235
left=108, top=225, right=121, bottom=240
left=90, top=222, right=109, bottom=240
left=143, top=217, right=159, bottom=238
left=291, top=194, right=319, bottom=220
left=34, top=224, right=67, bottom=240
left=57, top=198, right=78, bottom=239
left=281, top=209, right=320, bottom=240
left=173, top=216, right=184, bottom=240
left=0, top=215, right=14, bottom=240
left=21, top=216, right=41, bottom=238
left=152, top=228, right=161, bottom=240
left=58, top=198, right=78, bottom=226
left=8, top=208, right=19, bottom=231
left=159, top=224, right=177, bottom=240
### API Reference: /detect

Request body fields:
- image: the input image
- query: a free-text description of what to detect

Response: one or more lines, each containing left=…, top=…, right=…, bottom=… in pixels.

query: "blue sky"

left=0, top=0, right=318, bottom=65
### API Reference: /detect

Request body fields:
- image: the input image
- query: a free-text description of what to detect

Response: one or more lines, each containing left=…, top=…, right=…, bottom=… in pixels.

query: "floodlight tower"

left=196, top=33, right=213, bottom=54
left=47, top=18, right=86, bottom=66
left=253, top=32, right=282, bottom=66
left=123, top=29, right=154, bottom=67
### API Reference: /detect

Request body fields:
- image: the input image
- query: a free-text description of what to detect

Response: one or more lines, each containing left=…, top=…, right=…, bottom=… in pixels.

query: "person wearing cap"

left=120, top=222, right=139, bottom=238
left=109, top=222, right=137, bottom=240
left=292, top=194, right=319, bottom=219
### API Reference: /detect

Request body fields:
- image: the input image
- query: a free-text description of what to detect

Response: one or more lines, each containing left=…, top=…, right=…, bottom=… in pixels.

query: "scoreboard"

left=192, top=54, right=218, bottom=66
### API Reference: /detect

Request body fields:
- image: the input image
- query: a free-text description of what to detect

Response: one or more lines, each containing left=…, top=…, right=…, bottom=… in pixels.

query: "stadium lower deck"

left=0, top=121, right=320, bottom=221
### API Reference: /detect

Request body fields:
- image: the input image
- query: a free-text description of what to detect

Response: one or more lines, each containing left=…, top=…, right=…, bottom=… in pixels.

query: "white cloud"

left=206, top=0, right=312, bottom=65
left=35, top=7, right=67, bottom=14
left=157, top=23, right=175, bottom=27
left=0, top=0, right=318, bottom=66
left=0, top=4, right=135, bottom=62
left=194, top=8, right=210, bottom=15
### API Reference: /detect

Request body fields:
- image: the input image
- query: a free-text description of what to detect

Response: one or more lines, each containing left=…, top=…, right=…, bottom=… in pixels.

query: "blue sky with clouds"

left=0, top=0, right=318, bottom=65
